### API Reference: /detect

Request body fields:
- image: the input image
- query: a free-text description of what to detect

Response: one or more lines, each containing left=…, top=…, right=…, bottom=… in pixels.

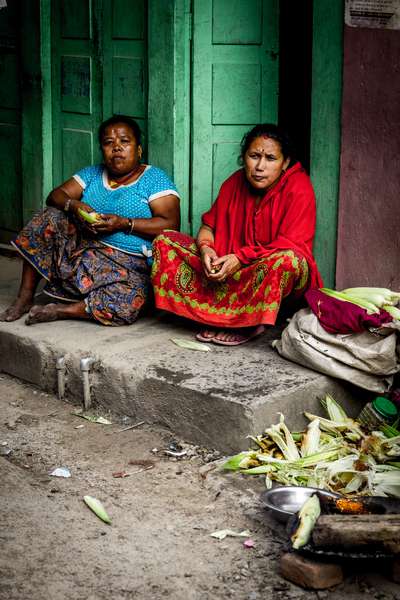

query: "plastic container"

left=357, top=396, right=398, bottom=430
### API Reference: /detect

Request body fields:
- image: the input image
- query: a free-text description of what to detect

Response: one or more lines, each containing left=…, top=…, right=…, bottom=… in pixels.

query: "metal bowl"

left=261, top=486, right=341, bottom=523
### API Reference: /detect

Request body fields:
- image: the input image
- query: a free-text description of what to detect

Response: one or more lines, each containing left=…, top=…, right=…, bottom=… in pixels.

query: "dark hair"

left=239, top=123, right=295, bottom=164
left=98, top=115, right=142, bottom=146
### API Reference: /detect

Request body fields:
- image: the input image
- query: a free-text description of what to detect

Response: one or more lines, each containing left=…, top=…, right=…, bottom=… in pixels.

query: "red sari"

left=151, top=163, right=323, bottom=328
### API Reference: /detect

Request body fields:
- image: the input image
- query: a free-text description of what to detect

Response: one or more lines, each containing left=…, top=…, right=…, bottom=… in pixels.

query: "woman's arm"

left=93, top=194, right=180, bottom=238
left=196, top=224, right=215, bottom=247
left=46, top=178, right=94, bottom=221
left=195, top=224, right=220, bottom=278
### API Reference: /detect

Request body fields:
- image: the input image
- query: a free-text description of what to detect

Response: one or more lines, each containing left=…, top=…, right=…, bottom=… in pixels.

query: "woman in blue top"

left=0, top=115, right=180, bottom=326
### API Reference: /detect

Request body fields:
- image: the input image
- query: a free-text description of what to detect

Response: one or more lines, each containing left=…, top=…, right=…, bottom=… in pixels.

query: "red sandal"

left=212, top=325, right=265, bottom=346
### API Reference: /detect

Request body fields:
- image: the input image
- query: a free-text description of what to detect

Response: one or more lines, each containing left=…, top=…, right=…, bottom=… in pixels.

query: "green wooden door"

left=191, top=0, right=279, bottom=234
left=51, top=0, right=147, bottom=188
left=0, top=0, right=21, bottom=242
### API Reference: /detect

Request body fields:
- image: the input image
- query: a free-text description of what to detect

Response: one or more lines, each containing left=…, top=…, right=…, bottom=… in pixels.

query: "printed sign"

left=345, top=0, right=400, bottom=29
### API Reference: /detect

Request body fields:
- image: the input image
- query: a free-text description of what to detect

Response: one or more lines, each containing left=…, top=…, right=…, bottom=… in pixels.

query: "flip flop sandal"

left=196, top=330, right=217, bottom=343
left=212, top=324, right=265, bottom=346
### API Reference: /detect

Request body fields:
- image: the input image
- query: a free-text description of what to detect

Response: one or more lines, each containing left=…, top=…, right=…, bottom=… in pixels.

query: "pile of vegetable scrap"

left=223, top=394, right=400, bottom=497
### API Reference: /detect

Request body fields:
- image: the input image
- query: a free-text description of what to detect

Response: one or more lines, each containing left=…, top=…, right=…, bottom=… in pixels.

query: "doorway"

left=0, top=0, right=21, bottom=243
left=279, top=0, right=313, bottom=171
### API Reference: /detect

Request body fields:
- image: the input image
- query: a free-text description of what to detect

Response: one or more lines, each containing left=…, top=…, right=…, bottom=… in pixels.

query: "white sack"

left=274, top=308, right=399, bottom=393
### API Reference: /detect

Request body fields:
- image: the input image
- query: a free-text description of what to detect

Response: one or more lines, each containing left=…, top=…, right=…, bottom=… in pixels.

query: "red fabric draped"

left=202, top=162, right=323, bottom=289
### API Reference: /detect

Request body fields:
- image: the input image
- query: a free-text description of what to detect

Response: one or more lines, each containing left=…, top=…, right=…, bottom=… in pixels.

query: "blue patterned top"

left=73, top=164, right=179, bottom=256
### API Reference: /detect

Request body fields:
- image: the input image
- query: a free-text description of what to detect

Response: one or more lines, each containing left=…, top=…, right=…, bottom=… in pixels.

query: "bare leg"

left=25, top=301, right=91, bottom=325
left=0, top=261, right=41, bottom=322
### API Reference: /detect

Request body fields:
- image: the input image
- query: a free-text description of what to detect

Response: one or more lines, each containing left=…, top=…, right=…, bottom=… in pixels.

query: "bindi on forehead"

left=252, top=146, right=267, bottom=154
left=249, top=136, right=282, bottom=154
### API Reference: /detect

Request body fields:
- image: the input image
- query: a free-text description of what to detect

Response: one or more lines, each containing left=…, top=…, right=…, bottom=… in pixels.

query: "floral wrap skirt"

left=151, top=231, right=309, bottom=328
left=12, top=208, right=150, bottom=326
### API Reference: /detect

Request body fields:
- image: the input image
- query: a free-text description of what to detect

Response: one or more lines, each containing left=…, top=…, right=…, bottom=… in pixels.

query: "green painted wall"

left=0, top=0, right=22, bottom=242
left=310, top=0, right=344, bottom=287
left=148, top=0, right=191, bottom=233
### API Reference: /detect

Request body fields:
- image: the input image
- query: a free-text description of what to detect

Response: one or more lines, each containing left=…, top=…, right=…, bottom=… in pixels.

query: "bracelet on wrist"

left=127, top=218, right=135, bottom=234
left=64, top=198, right=72, bottom=212
left=197, top=239, right=215, bottom=250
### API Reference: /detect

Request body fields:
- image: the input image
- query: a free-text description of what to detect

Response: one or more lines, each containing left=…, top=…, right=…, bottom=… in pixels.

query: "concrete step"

left=0, top=255, right=364, bottom=452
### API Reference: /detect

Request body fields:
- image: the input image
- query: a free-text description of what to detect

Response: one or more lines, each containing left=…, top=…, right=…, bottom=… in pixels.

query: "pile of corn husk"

left=223, top=394, right=400, bottom=497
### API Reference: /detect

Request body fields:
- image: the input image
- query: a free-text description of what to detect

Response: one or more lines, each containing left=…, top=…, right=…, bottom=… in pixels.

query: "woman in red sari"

left=151, top=124, right=323, bottom=345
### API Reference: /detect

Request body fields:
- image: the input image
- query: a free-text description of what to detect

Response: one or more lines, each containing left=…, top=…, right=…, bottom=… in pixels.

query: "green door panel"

left=191, top=0, right=279, bottom=234
left=61, top=56, right=93, bottom=115
left=212, top=0, right=262, bottom=44
left=62, top=129, right=94, bottom=181
left=112, top=0, right=145, bottom=39
left=103, top=0, right=148, bottom=147
left=52, top=0, right=148, bottom=188
left=61, top=0, right=91, bottom=39
left=52, top=0, right=102, bottom=187
left=111, top=55, right=145, bottom=116
left=0, top=0, right=21, bottom=241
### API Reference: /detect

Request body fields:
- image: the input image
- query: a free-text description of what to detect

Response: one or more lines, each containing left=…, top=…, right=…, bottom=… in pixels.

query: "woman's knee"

left=87, top=283, right=148, bottom=326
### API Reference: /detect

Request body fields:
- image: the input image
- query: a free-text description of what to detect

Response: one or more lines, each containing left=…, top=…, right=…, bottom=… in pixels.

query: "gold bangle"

left=127, top=218, right=135, bottom=234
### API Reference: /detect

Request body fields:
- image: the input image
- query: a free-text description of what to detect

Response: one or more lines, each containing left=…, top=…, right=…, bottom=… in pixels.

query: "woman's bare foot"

left=25, top=300, right=90, bottom=325
left=25, top=303, right=60, bottom=325
left=0, top=297, right=33, bottom=322
left=212, top=325, right=265, bottom=346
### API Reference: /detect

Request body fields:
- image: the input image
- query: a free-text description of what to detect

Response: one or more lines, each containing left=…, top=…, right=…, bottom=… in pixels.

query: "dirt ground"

left=0, top=373, right=399, bottom=600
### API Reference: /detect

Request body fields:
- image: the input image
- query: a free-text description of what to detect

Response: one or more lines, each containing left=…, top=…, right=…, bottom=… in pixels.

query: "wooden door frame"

left=310, top=0, right=344, bottom=288
left=20, top=0, right=53, bottom=225
left=147, top=0, right=191, bottom=233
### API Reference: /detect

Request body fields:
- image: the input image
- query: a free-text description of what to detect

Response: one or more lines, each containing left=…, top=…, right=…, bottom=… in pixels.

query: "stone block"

left=279, top=552, right=343, bottom=590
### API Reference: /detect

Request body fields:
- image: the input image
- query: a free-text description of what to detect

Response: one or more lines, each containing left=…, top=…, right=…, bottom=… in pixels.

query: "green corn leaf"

left=222, top=452, right=250, bottom=471
left=383, top=305, right=400, bottom=320
left=321, top=393, right=349, bottom=423
left=170, top=338, right=211, bottom=352
left=342, top=287, right=400, bottom=306
left=72, top=413, right=112, bottom=425
left=320, top=287, right=379, bottom=314
left=242, top=465, right=275, bottom=474
left=301, top=418, right=321, bottom=457
left=83, top=495, right=111, bottom=524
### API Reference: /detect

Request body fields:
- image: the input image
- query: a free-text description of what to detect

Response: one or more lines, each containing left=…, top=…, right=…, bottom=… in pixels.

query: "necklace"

left=108, top=164, right=144, bottom=188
